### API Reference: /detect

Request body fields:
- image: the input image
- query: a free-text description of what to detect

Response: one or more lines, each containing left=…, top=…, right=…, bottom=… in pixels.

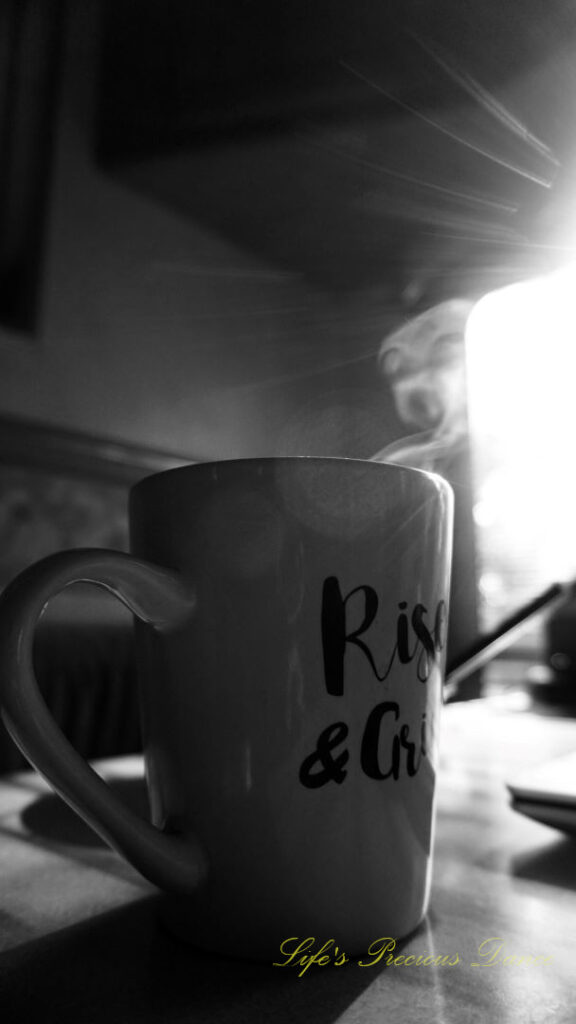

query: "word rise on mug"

left=321, top=577, right=448, bottom=694
left=298, top=576, right=447, bottom=790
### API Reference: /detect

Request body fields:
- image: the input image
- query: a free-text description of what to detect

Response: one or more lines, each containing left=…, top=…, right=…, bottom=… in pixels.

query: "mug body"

left=129, top=457, right=453, bottom=959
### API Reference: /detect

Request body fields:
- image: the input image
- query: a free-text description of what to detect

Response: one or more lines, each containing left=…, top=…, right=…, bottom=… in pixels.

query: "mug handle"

left=0, top=549, right=207, bottom=893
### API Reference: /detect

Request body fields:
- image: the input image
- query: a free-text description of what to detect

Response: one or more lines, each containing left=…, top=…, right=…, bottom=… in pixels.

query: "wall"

left=0, top=2, right=399, bottom=463
left=0, top=3, right=479, bottom=677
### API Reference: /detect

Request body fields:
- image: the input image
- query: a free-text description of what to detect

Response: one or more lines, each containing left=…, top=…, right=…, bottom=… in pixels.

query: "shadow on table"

left=512, top=835, right=576, bottom=891
left=0, top=896, right=391, bottom=1024
left=21, top=777, right=149, bottom=847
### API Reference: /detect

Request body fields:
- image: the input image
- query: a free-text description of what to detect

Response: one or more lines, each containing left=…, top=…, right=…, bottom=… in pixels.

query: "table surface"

left=1, top=689, right=576, bottom=1024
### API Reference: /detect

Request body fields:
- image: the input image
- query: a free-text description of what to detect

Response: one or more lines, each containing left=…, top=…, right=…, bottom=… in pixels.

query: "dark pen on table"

left=444, top=582, right=570, bottom=703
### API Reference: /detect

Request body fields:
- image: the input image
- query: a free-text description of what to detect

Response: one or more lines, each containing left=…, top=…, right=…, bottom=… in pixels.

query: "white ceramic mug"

left=0, top=458, right=452, bottom=960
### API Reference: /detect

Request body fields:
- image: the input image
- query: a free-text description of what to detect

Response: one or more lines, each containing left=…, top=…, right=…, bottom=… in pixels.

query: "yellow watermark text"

left=273, top=936, right=553, bottom=976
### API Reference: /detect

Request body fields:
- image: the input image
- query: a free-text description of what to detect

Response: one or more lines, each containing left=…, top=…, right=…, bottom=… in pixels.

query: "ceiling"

left=96, top=0, right=576, bottom=306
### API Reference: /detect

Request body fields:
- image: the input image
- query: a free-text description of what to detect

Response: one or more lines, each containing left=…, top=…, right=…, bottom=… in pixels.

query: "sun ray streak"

left=227, top=345, right=381, bottom=392
left=339, top=60, right=554, bottom=188
left=420, top=230, right=576, bottom=252
left=410, top=33, right=560, bottom=167
left=300, top=131, right=518, bottom=213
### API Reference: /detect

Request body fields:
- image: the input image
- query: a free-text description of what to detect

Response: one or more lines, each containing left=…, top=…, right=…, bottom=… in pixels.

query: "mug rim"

left=131, top=456, right=451, bottom=499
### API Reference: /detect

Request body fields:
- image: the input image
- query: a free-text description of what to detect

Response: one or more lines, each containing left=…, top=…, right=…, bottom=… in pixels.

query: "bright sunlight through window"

left=465, top=263, right=576, bottom=630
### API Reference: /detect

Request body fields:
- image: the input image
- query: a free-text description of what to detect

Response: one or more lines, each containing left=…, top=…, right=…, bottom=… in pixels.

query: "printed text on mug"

left=298, top=576, right=447, bottom=789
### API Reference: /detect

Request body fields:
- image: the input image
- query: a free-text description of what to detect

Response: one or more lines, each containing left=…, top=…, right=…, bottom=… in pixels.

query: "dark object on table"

left=526, top=586, right=576, bottom=708
left=445, top=582, right=568, bottom=703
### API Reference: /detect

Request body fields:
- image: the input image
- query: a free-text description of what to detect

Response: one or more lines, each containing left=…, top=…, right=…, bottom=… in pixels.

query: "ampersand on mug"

left=299, top=703, right=428, bottom=788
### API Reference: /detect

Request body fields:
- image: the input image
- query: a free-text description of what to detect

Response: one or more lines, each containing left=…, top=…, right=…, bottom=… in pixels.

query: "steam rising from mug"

left=372, top=299, right=475, bottom=471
